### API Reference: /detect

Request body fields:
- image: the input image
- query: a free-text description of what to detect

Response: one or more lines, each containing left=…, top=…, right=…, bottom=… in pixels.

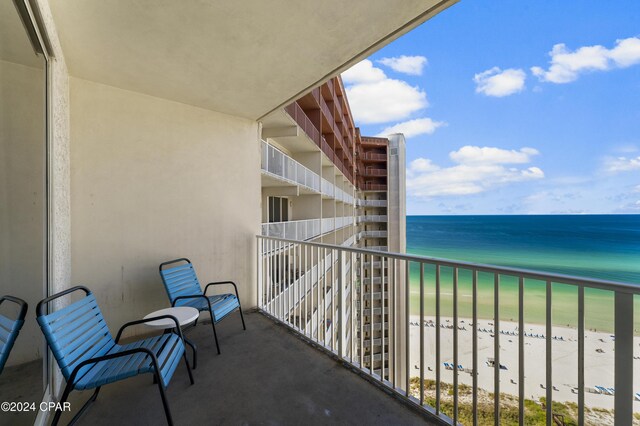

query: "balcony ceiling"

left=49, top=0, right=456, bottom=120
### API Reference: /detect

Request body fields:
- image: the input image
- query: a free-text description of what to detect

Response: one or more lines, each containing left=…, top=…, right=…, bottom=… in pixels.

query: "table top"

left=143, top=306, right=200, bottom=329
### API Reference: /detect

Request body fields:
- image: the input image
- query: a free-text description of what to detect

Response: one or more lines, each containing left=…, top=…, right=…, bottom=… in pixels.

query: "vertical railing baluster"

left=350, top=251, right=354, bottom=361
left=381, top=256, right=386, bottom=382
left=299, top=244, right=302, bottom=331
left=338, top=249, right=344, bottom=358
left=420, top=262, right=425, bottom=406
left=391, top=257, right=396, bottom=388
left=614, top=290, right=634, bottom=425
left=360, top=253, right=364, bottom=369
left=436, top=264, right=441, bottom=414
left=519, top=276, right=524, bottom=426
left=257, top=238, right=263, bottom=309
left=453, top=267, right=459, bottom=424
left=405, top=260, right=410, bottom=397
left=473, top=270, right=478, bottom=426
left=494, top=273, right=500, bottom=426
left=317, top=246, right=321, bottom=342
left=332, top=248, right=336, bottom=352
left=278, top=241, right=282, bottom=319
left=323, top=247, right=327, bottom=346
left=266, top=239, right=270, bottom=314
left=293, top=244, right=297, bottom=328
left=546, top=280, right=552, bottom=426
left=578, top=286, right=584, bottom=426
left=304, top=244, right=308, bottom=335
left=370, top=254, right=374, bottom=376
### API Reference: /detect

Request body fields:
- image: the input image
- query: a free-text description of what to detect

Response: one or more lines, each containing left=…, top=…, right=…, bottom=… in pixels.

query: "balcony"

left=261, top=140, right=320, bottom=192
left=362, top=168, right=387, bottom=177
left=262, top=217, right=352, bottom=241
left=3, top=313, right=430, bottom=425
left=363, top=152, right=387, bottom=161
left=257, top=236, right=640, bottom=426
left=362, top=183, right=387, bottom=191
left=359, top=230, right=388, bottom=238
left=357, top=215, right=388, bottom=223
left=357, top=199, right=387, bottom=207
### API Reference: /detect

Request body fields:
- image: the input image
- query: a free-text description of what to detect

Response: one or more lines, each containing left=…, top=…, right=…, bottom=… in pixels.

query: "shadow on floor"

left=1, top=312, right=435, bottom=425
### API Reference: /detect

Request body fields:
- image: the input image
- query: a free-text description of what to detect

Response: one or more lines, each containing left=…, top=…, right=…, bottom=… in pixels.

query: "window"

left=268, top=196, right=289, bottom=222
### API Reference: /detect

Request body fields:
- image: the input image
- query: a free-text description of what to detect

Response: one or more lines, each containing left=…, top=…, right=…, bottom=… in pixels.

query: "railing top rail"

left=256, top=235, right=640, bottom=293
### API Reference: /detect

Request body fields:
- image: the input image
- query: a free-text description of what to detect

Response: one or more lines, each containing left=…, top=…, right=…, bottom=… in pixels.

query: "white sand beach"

left=408, top=315, right=640, bottom=411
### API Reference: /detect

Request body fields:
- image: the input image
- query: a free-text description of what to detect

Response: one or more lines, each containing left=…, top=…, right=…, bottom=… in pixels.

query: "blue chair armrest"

left=171, top=294, right=212, bottom=309
left=67, top=347, right=159, bottom=388
left=204, top=281, right=240, bottom=299
left=115, top=315, right=182, bottom=343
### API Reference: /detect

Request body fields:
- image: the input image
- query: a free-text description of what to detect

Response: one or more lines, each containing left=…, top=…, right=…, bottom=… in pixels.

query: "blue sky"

left=342, top=0, right=640, bottom=215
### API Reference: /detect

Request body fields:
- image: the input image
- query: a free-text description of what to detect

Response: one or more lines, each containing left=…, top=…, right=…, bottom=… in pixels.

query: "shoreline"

left=407, top=315, right=640, bottom=411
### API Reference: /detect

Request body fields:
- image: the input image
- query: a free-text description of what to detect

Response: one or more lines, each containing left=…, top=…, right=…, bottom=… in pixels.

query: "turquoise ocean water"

left=405, top=215, right=640, bottom=330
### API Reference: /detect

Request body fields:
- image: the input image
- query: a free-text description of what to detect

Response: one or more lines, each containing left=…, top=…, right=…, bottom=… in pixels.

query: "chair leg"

left=68, top=387, right=101, bottom=425
left=183, top=352, right=195, bottom=385
left=209, top=310, right=221, bottom=354
left=155, top=372, right=174, bottom=426
left=238, top=305, right=247, bottom=330
left=52, top=379, right=75, bottom=426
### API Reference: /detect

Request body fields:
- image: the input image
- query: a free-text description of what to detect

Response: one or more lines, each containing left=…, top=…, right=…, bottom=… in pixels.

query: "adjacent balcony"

left=357, top=215, right=388, bottom=223
left=257, top=236, right=640, bottom=426
left=261, top=141, right=354, bottom=205
left=261, top=140, right=320, bottom=192
left=357, top=198, right=387, bottom=207
left=362, top=168, right=387, bottom=177
left=362, top=152, right=387, bottom=162
left=261, top=217, right=353, bottom=241
left=362, top=183, right=387, bottom=191
left=359, top=230, right=388, bottom=238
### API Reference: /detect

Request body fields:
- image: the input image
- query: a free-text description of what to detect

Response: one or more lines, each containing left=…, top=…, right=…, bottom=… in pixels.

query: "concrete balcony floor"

left=1, top=312, right=434, bottom=425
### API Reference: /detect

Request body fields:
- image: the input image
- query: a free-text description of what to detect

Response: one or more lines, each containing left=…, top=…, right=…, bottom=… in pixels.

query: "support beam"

left=262, top=126, right=299, bottom=139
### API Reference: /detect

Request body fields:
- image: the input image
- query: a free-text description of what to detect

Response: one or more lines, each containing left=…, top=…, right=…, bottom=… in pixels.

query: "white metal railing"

left=262, top=217, right=352, bottom=241
left=360, top=230, right=388, bottom=238
left=257, top=235, right=640, bottom=426
left=261, top=141, right=320, bottom=193
left=321, top=178, right=334, bottom=197
left=261, top=219, right=321, bottom=241
left=357, top=215, right=387, bottom=223
left=357, top=199, right=387, bottom=207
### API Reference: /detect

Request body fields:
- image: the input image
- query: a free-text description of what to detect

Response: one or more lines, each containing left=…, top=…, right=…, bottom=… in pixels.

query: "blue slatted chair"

left=159, top=258, right=246, bottom=354
left=37, top=286, right=194, bottom=426
left=0, top=295, right=28, bottom=375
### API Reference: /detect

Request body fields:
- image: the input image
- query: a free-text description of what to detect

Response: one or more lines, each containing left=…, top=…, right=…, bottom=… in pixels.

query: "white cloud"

left=603, top=156, right=640, bottom=173
left=342, top=60, right=428, bottom=124
left=531, top=36, right=640, bottom=83
left=473, top=67, right=526, bottom=97
left=634, top=185, right=640, bottom=193
left=608, top=37, right=640, bottom=67
left=407, top=146, right=544, bottom=197
left=376, top=118, right=445, bottom=138
left=377, top=55, right=428, bottom=75
left=450, top=146, right=538, bottom=165
left=341, top=59, right=386, bottom=84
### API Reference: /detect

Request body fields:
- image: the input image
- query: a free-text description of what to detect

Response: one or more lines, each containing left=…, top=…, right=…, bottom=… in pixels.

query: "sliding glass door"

left=0, top=1, right=49, bottom=422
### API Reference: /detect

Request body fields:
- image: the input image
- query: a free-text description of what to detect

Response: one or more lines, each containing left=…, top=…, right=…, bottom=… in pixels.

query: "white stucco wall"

left=70, top=78, right=261, bottom=331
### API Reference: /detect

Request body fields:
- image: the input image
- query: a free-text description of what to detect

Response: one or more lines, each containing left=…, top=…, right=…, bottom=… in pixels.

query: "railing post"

left=614, top=290, right=633, bottom=426
left=338, top=249, right=345, bottom=359
left=257, top=237, right=263, bottom=309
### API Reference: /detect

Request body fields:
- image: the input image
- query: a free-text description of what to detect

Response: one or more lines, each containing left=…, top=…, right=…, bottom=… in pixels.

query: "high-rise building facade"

left=260, top=76, right=406, bottom=375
